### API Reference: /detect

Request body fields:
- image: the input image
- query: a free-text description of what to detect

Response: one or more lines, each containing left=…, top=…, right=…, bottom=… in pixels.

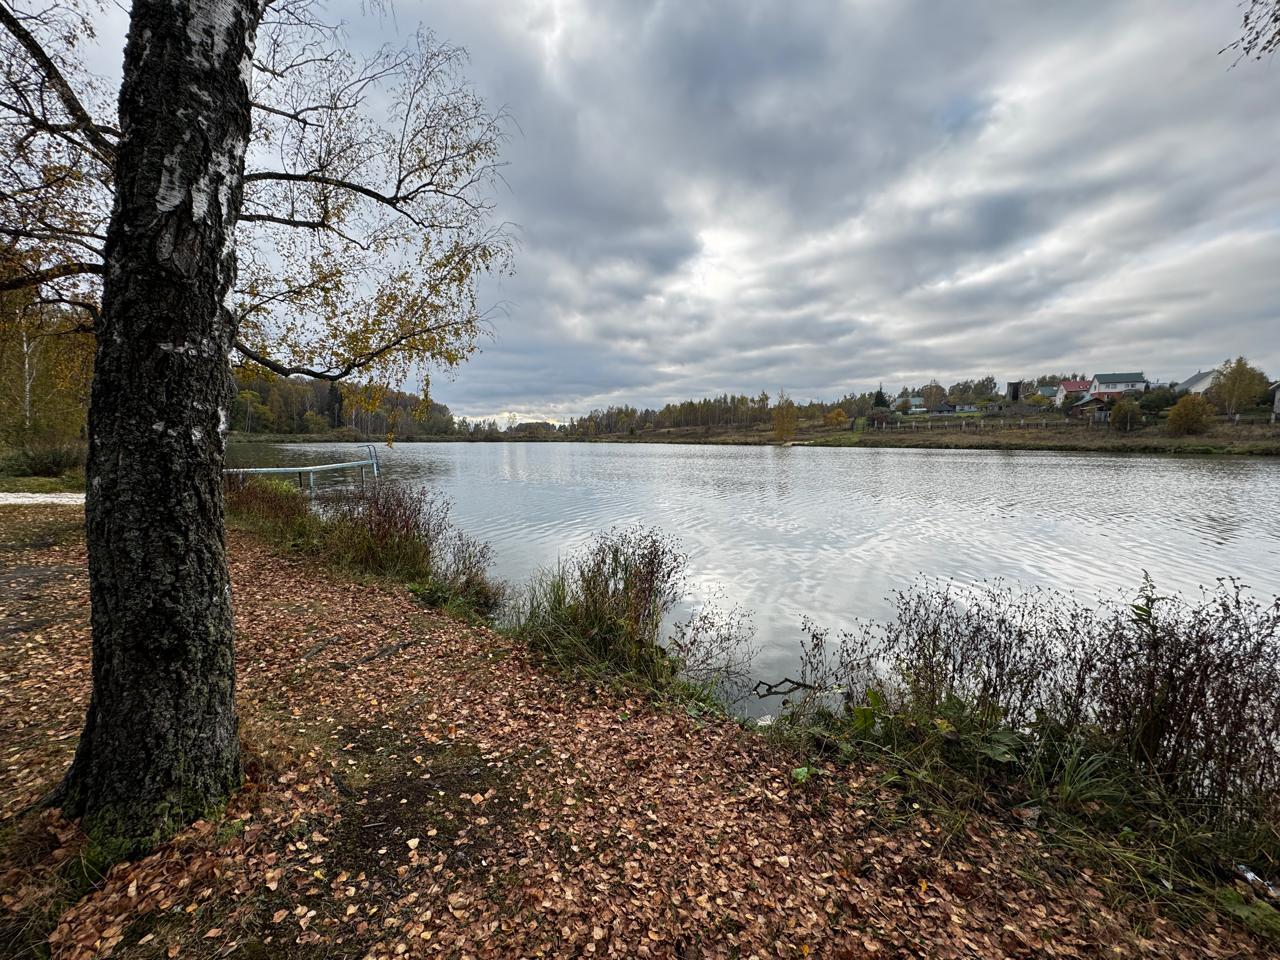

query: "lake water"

left=229, top=441, right=1280, bottom=698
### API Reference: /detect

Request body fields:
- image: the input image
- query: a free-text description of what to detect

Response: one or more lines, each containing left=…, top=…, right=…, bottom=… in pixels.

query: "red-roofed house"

left=1054, top=379, right=1091, bottom=407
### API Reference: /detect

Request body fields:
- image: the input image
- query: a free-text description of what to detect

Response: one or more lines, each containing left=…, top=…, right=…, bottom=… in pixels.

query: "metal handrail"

left=224, top=444, right=379, bottom=494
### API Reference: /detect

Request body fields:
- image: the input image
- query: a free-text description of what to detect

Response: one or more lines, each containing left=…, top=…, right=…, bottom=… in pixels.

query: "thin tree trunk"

left=20, top=326, right=33, bottom=431
left=59, top=0, right=260, bottom=851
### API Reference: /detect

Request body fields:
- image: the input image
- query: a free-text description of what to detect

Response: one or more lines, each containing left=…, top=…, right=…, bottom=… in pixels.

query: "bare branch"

left=237, top=210, right=372, bottom=248
left=244, top=169, right=408, bottom=208
left=0, top=259, right=103, bottom=291
left=0, top=223, right=105, bottom=256
left=0, top=1, right=117, bottom=165
left=233, top=314, right=478, bottom=381
left=1223, top=0, right=1280, bottom=61
left=34, top=294, right=99, bottom=327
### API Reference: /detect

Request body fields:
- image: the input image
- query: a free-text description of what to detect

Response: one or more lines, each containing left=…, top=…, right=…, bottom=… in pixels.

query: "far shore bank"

left=809, top=427, right=1280, bottom=457
left=226, top=423, right=1280, bottom=458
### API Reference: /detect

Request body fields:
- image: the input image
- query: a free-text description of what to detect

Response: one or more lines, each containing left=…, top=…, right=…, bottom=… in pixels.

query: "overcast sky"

left=90, top=1, right=1279, bottom=420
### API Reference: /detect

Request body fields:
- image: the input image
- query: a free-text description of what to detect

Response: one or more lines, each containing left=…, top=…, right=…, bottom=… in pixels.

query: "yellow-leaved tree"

left=1208, top=357, right=1269, bottom=417
left=1, top=0, right=512, bottom=397
left=771, top=390, right=798, bottom=442
left=1166, top=395, right=1216, bottom=436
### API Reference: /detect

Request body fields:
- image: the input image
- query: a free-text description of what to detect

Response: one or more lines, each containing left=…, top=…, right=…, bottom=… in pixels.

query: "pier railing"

left=223, top=444, right=380, bottom=494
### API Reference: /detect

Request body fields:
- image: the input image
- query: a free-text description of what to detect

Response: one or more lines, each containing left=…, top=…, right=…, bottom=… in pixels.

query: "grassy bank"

left=227, top=480, right=753, bottom=706
left=225, top=477, right=504, bottom=621
left=226, top=427, right=788, bottom=446
left=0, top=473, right=85, bottom=494
left=227, top=428, right=373, bottom=444
left=225, top=419, right=1280, bottom=455
left=810, top=422, right=1280, bottom=455
left=771, top=577, right=1280, bottom=938
left=505, top=525, right=754, bottom=707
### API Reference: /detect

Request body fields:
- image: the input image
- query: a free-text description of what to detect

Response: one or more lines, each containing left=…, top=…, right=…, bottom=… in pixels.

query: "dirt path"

left=0, top=505, right=1269, bottom=959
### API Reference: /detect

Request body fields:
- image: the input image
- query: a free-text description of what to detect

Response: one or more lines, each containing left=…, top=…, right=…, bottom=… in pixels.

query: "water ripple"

left=233, top=441, right=1280, bottom=683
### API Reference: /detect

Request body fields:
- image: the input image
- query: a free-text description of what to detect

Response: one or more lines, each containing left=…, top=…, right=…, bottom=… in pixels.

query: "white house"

left=1174, top=370, right=1217, bottom=396
left=1088, top=372, right=1147, bottom=398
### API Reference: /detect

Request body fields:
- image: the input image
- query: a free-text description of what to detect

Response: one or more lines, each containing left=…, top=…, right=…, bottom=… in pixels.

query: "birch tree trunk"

left=59, top=0, right=260, bottom=851
left=20, top=326, right=33, bottom=431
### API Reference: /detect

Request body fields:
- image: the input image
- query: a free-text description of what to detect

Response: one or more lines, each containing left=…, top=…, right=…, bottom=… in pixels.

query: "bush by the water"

left=784, top=575, right=1280, bottom=911
left=226, top=478, right=504, bottom=618
left=1166, top=394, right=1216, bottom=436
left=506, top=525, right=754, bottom=704
left=0, top=442, right=86, bottom=477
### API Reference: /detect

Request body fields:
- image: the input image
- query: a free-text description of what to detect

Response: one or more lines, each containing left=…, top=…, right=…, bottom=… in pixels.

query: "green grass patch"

left=0, top=473, right=85, bottom=494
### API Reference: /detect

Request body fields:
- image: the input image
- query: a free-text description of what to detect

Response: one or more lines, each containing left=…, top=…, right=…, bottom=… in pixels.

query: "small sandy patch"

left=0, top=493, right=85, bottom=506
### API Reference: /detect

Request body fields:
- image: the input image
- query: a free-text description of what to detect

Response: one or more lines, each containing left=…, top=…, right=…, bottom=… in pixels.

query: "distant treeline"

left=231, top=369, right=515, bottom=440
left=227, top=371, right=1100, bottom=441
left=10, top=337, right=1267, bottom=449
left=558, top=375, right=1086, bottom=438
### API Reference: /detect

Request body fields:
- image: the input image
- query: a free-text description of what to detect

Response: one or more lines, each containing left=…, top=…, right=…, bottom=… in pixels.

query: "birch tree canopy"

left=1, top=0, right=512, bottom=391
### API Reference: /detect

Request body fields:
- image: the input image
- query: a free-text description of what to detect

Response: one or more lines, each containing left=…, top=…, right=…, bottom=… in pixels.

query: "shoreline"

left=226, top=427, right=1280, bottom=458
left=808, top=430, right=1280, bottom=457
left=6, top=426, right=1277, bottom=498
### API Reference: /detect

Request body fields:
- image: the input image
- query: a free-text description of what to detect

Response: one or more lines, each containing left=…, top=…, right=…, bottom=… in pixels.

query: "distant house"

left=1174, top=370, right=1217, bottom=396
left=1036, top=386, right=1058, bottom=401
left=1055, top=379, right=1091, bottom=407
left=907, top=395, right=926, bottom=413
left=1073, top=394, right=1111, bottom=421
left=1088, top=372, right=1147, bottom=401
left=954, top=403, right=978, bottom=413
left=929, top=402, right=957, bottom=415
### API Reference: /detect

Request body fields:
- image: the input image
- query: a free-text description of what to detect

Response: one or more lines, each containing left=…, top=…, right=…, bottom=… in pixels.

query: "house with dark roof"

left=1174, top=370, right=1217, bottom=396
left=1054, top=379, right=1091, bottom=407
left=1088, top=372, right=1147, bottom=401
